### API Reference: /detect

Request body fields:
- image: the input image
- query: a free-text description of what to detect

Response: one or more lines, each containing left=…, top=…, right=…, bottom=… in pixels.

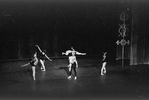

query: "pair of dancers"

left=21, top=45, right=52, bottom=80
left=62, top=47, right=86, bottom=80
left=62, top=48, right=107, bottom=79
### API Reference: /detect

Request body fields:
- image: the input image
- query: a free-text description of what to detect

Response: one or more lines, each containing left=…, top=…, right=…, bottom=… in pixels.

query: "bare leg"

left=68, top=63, right=72, bottom=79
left=101, top=62, right=106, bottom=75
left=76, top=61, right=78, bottom=68
left=40, top=59, right=46, bottom=71
left=103, top=62, right=107, bottom=74
left=73, top=63, right=77, bottom=80
left=32, top=66, right=36, bottom=80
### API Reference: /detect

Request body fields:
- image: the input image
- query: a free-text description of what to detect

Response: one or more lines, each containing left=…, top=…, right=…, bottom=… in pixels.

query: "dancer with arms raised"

left=35, top=45, right=52, bottom=71
left=62, top=47, right=86, bottom=80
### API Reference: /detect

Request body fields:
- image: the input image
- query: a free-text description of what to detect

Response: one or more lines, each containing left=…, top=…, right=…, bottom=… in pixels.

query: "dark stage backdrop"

left=130, top=1, right=149, bottom=65
left=116, top=0, right=149, bottom=65
left=0, top=0, right=120, bottom=60
left=0, top=0, right=148, bottom=65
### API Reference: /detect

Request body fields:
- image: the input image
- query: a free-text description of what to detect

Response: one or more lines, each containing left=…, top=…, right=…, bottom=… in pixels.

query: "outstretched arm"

left=71, top=47, right=86, bottom=55
left=75, top=51, right=86, bottom=55
left=62, top=52, right=66, bottom=55
left=35, top=45, right=43, bottom=53
left=62, top=50, right=72, bottom=55
left=45, top=54, right=52, bottom=61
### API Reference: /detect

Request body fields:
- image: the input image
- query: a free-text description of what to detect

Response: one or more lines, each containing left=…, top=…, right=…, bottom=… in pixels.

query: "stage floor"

left=0, top=58, right=149, bottom=100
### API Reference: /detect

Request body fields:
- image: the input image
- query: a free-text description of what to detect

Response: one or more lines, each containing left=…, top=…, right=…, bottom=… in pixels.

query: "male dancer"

left=62, top=47, right=86, bottom=80
left=35, top=45, right=52, bottom=71
left=101, top=52, right=107, bottom=75
left=21, top=52, right=38, bottom=80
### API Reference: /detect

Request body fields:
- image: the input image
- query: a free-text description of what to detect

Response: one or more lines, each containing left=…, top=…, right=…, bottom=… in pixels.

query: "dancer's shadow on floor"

left=59, top=67, right=69, bottom=76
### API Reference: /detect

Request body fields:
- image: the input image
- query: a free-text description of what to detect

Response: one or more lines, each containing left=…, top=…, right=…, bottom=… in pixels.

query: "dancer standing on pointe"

left=21, top=52, right=38, bottom=80
left=35, top=45, right=52, bottom=71
left=62, top=47, right=86, bottom=80
left=101, top=52, right=107, bottom=75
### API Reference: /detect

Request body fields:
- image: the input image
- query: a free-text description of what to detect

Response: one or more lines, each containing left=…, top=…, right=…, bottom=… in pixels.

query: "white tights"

left=101, top=62, right=106, bottom=75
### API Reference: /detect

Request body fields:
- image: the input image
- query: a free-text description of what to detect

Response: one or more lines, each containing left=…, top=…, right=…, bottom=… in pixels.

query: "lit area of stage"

left=0, top=57, right=149, bottom=100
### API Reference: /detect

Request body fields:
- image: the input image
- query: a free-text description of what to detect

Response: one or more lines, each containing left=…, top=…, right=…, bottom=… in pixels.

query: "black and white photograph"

left=0, top=0, right=149, bottom=100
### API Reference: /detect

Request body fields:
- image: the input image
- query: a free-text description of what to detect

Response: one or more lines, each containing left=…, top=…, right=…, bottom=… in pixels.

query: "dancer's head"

left=34, top=52, right=37, bottom=57
left=42, top=49, right=47, bottom=54
left=71, top=47, right=75, bottom=51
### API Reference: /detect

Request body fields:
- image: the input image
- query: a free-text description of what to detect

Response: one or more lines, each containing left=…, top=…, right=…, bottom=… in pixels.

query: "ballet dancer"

left=62, top=47, right=86, bottom=80
left=35, top=45, right=52, bottom=71
left=21, top=52, right=38, bottom=80
left=101, top=52, right=107, bottom=75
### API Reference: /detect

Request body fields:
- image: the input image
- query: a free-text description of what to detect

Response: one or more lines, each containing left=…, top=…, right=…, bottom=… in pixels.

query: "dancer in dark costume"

left=35, top=45, right=52, bottom=71
left=101, top=52, right=107, bottom=75
left=21, top=52, right=38, bottom=80
left=62, top=47, right=86, bottom=80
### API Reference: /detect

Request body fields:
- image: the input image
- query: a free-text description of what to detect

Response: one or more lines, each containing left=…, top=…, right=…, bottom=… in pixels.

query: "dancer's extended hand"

left=62, top=52, right=65, bottom=55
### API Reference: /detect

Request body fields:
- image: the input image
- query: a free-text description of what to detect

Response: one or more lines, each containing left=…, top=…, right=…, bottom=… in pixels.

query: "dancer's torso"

left=68, top=51, right=77, bottom=64
left=30, top=57, right=38, bottom=66
left=69, top=56, right=77, bottom=64
left=102, top=56, right=107, bottom=63
left=39, top=53, right=46, bottom=60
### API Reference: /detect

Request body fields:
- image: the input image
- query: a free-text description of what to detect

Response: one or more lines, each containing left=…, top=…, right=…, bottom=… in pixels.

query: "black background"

left=0, top=0, right=147, bottom=60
